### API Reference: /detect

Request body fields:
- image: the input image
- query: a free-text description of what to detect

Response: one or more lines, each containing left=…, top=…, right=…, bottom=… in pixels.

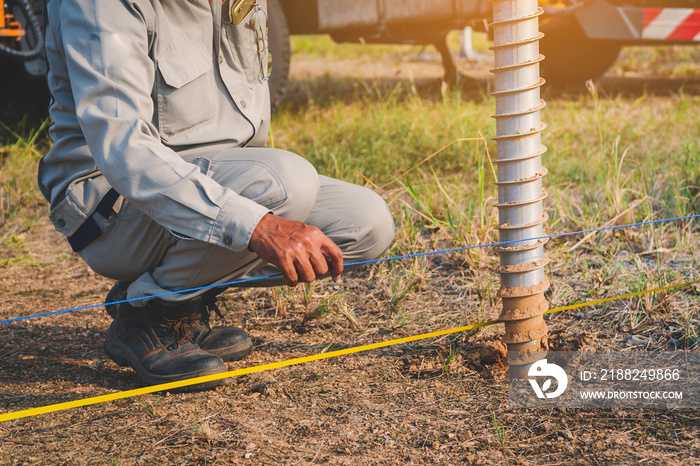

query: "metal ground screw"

left=490, top=0, right=549, bottom=376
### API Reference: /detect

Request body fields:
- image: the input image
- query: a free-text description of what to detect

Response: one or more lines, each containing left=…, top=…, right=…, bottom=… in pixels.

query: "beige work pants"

left=79, top=147, right=395, bottom=305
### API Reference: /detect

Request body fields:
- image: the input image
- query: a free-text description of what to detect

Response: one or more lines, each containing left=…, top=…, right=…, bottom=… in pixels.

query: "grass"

left=610, top=45, right=700, bottom=79
left=272, top=79, right=700, bottom=273
left=290, top=31, right=492, bottom=61
left=0, top=120, right=49, bottom=229
left=1, top=40, right=700, bottom=466
left=0, top=41, right=698, bottom=338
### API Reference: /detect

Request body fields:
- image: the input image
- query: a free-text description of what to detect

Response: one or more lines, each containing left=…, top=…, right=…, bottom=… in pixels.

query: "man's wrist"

left=247, top=211, right=274, bottom=252
left=216, top=196, right=271, bottom=252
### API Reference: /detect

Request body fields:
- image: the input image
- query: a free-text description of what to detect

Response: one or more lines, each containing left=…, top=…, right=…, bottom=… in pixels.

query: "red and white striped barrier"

left=642, top=8, right=700, bottom=41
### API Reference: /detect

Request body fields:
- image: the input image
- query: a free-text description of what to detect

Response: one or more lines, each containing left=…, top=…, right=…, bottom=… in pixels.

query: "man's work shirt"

left=39, top=0, right=272, bottom=252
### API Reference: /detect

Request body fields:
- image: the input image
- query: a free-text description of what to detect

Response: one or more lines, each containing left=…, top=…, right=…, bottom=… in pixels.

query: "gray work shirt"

left=39, top=0, right=272, bottom=252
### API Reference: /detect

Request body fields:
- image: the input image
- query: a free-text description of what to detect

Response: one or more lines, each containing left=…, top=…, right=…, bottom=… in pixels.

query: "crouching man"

left=38, top=0, right=394, bottom=390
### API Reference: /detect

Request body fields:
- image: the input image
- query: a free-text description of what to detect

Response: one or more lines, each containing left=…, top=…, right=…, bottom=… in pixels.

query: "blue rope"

left=1, top=214, right=698, bottom=325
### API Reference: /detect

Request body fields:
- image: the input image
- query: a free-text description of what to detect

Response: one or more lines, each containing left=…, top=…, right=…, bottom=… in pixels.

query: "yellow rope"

left=1, top=278, right=697, bottom=423
left=544, top=278, right=700, bottom=315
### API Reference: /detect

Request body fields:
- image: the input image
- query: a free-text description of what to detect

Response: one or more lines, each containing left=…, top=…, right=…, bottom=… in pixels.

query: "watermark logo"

left=528, top=359, right=568, bottom=399
left=510, top=352, right=694, bottom=409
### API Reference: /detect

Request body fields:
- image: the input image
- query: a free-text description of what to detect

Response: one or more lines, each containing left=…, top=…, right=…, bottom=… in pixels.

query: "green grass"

left=291, top=35, right=422, bottom=61
left=270, top=79, right=700, bottom=252
left=290, top=31, right=492, bottom=61
left=2, top=48, right=698, bottom=260
left=1, top=44, right=698, bottom=335
left=0, top=120, right=49, bottom=229
left=1, top=38, right=699, bottom=466
left=611, top=45, right=700, bottom=78
left=544, top=85, right=700, bottom=226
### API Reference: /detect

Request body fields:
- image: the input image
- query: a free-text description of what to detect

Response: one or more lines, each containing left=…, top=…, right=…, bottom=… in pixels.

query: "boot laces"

left=171, top=314, right=200, bottom=343
left=200, top=295, right=225, bottom=322
left=159, top=295, right=224, bottom=350
left=158, top=313, right=200, bottom=350
left=199, top=296, right=224, bottom=328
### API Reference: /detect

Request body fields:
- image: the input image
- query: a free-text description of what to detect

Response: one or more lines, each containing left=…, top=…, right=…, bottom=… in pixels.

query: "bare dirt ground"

left=2, top=53, right=700, bottom=465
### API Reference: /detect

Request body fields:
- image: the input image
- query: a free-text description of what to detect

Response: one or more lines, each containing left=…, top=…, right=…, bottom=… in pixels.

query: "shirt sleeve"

left=58, top=0, right=270, bottom=251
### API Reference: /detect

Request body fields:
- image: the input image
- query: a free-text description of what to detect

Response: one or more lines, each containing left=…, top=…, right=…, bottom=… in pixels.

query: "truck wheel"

left=0, top=58, right=49, bottom=123
left=0, top=0, right=49, bottom=122
left=267, top=0, right=291, bottom=113
left=539, top=19, right=620, bottom=88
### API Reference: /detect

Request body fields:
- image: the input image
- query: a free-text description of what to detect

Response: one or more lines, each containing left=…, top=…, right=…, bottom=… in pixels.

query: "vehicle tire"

left=0, top=57, right=50, bottom=124
left=539, top=17, right=621, bottom=88
left=267, top=0, right=291, bottom=113
left=0, top=0, right=49, bottom=123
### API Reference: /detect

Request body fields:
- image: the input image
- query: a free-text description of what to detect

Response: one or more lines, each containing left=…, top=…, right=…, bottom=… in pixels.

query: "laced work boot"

left=194, top=293, right=253, bottom=362
left=106, top=281, right=253, bottom=362
left=104, top=299, right=227, bottom=391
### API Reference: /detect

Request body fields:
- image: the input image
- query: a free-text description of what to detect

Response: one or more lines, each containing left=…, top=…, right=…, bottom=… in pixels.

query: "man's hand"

left=248, top=214, right=343, bottom=286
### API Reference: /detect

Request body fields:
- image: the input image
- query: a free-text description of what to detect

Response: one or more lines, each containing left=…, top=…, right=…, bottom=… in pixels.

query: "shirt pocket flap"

left=158, top=38, right=212, bottom=89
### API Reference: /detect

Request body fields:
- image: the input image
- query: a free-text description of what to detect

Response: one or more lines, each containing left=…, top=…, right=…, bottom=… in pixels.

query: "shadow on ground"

left=0, top=323, right=131, bottom=408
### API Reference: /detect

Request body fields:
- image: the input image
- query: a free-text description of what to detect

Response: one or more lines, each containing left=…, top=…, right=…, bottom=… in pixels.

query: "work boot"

left=194, top=292, right=253, bottom=362
left=104, top=300, right=227, bottom=391
left=105, top=281, right=253, bottom=362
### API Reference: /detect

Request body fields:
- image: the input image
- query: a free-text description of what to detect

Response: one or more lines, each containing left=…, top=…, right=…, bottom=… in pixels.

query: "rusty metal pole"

left=489, top=0, right=549, bottom=376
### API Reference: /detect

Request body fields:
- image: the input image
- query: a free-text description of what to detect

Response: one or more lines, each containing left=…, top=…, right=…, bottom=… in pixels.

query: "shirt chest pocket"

left=224, top=4, right=268, bottom=85
left=156, top=38, right=216, bottom=142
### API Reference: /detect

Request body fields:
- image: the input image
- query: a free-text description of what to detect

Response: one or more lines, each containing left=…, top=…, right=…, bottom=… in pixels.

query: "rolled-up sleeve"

left=59, top=0, right=269, bottom=251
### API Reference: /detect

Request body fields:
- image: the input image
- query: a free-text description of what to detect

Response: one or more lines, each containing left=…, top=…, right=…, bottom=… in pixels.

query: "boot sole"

left=104, top=328, right=228, bottom=392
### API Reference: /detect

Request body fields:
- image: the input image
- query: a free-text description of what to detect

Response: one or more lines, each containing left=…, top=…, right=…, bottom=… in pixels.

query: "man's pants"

left=79, top=147, right=395, bottom=305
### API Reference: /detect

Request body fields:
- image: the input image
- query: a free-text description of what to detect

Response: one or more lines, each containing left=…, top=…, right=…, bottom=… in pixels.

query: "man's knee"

left=263, top=150, right=320, bottom=221
left=358, top=189, right=395, bottom=260
left=275, top=151, right=321, bottom=222
left=329, top=186, right=394, bottom=263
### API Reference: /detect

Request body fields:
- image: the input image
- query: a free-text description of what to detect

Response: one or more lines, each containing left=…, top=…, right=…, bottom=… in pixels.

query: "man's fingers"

left=309, top=250, right=330, bottom=277
left=291, top=244, right=339, bottom=284
left=323, top=241, right=344, bottom=281
left=294, top=257, right=317, bottom=284
left=278, top=255, right=299, bottom=287
left=248, top=215, right=344, bottom=285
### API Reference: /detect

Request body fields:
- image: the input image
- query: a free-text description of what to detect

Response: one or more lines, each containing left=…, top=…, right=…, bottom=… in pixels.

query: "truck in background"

left=2, top=0, right=700, bottom=112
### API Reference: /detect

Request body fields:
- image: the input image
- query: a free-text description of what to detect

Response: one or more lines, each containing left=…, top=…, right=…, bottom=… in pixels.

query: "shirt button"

left=223, top=235, right=233, bottom=246
left=240, top=100, right=247, bottom=109
left=57, top=219, right=66, bottom=227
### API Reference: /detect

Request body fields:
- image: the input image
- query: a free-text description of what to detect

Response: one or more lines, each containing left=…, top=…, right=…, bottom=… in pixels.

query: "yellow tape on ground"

left=0, top=320, right=496, bottom=423
left=1, top=278, right=697, bottom=423
left=543, top=278, right=700, bottom=316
